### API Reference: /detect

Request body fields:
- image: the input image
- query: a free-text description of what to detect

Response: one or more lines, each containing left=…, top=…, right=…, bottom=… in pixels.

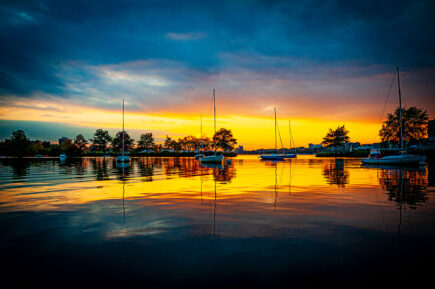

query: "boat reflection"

left=378, top=167, right=428, bottom=209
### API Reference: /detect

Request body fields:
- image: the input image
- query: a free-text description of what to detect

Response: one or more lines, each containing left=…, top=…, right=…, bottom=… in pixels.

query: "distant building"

left=42, top=141, right=51, bottom=148
left=346, top=142, right=361, bottom=151
left=235, top=145, right=244, bottom=153
left=428, top=119, right=435, bottom=141
left=59, top=137, right=69, bottom=146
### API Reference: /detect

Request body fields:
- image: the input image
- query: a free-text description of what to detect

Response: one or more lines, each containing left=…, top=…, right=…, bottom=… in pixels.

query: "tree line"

left=320, top=106, right=429, bottom=150
left=0, top=128, right=237, bottom=157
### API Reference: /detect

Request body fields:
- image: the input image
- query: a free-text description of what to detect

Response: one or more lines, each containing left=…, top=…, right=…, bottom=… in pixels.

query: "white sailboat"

left=200, top=89, right=224, bottom=164
left=361, top=67, right=425, bottom=166
left=195, top=115, right=204, bottom=159
left=116, top=99, right=130, bottom=163
left=284, top=120, right=297, bottom=158
left=261, top=108, right=285, bottom=161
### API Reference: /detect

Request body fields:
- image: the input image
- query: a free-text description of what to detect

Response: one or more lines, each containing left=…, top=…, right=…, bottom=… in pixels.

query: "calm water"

left=1, top=156, right=434, bottom=288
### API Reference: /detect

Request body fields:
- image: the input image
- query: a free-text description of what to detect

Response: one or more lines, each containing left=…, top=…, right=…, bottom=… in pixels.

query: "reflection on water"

left=0, top=156, right=434, bottom=288
left=378, top=167, right=428, bottom=209
left=322, top=158, right=348, bottom=187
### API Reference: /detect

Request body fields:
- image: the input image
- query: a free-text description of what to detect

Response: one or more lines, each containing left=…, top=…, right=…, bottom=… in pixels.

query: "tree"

left=379, top=106, right=428, bottom=145
left=74, top=134, right=88, bottom=154
left=111, top=131, right=134, bottom=153
left=321, top=125, right=350, bottom=150
left=137, top=133, right=155, bottom=151
left=213, top=128, right=237, bottom=152
left=7, top=129, right=30, bottom=157
left=61, top=138, right=79, bottom=155
left=164, top=135, right=173, bottom=149
left=179, top=136, right=201, bottom=151
left=89, top=129, right=112, bottom=152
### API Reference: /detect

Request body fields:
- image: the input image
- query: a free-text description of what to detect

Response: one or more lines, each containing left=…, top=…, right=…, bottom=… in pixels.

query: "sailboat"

left=195, top=115, right=204, bottom=159
left=260, top=108, right=285, bottom=161
left=284, top=120, right=297, bottom=158
left=200, top=89, right=224, bottom=164
left=116, top=99, right=130, bottom=162
left=361, top=67, right=425, bottom=166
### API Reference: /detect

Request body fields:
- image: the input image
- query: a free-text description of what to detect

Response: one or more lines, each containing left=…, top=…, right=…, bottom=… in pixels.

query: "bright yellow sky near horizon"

left=0, top=99, right=382, bottom=149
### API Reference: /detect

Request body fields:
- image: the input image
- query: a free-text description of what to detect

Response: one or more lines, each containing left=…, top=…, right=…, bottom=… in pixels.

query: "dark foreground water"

left=0, top=156, right=434, bottom=288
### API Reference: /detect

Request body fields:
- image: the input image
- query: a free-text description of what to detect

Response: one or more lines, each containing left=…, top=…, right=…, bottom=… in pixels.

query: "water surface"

left=1, top=156, right=434, bottom=288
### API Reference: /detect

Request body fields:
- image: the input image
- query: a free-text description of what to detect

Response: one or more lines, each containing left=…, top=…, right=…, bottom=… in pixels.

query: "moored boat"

left=201, top=154, right=224, bottom=163
left=260, top=108, right=285, bottom=161
left=261, top=154, right=285, bottom=161
left=116, top=99, right=130, bottom=163
left=284, top=120, right=297, bottom=159
left=200, top=89, right=223, bottom=164
left=360, top=67, right=426, bottom=166
left=361, top=149, right=425, bottom=165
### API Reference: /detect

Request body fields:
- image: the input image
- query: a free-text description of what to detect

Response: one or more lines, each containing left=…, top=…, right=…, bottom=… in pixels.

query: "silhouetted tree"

left=111, top=131, right=134, bottom=153
left=137, top=133, right=155, bottom=151
left=213, top=128, right=237, bottom=152
left=321, top=125, right=350, bottom=150
left=90, top=129, right=112, bottom=152
left=74, top=134, right=88, bottom=154
left=61, top=138, right=80, bottom=155
left=379, top=106, right=428, bottom=145
left=7, top=129, right=30, bottom=157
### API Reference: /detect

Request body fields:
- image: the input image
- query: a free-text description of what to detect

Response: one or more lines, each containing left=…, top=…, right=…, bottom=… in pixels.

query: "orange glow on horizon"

left=0, top=99, right=383, bottom=149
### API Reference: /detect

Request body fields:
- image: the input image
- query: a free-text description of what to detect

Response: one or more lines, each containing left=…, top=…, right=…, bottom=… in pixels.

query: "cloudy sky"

left=0, top=0, right=434, bottom=148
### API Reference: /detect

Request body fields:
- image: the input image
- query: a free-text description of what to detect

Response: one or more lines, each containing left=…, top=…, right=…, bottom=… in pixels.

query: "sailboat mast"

left=213, top=89, right=216, bottom=154
left=274, top=108, right=277, bottom=152
left=201, top=115, right=203, bottom=150
left=122, top=99, right=125, bottom=157
left=397, top=67, right=404, bottom=153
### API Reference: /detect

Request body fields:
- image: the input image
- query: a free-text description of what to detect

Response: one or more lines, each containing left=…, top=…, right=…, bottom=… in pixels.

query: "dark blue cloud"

left=0, top=0, right=434, bottom=96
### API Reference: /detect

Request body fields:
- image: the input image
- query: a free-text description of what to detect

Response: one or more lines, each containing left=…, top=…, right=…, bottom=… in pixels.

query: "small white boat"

left=201, top=154, right=224, bottom=163
left=200, top=89, right=223, bottom=164
left=260, top=154, right=285, bottom=161
left=260, top=108, right=285, bottom=161
left=361, top=149, right=425, bottom=165
left=284, top=153, right=296, bottom=158
left=116, top=99, right=130, bottom=163
left=284, top=120, right=297, bottom=159
left=361, top=68, right=426, bottom=167
left=116, top=155, right=130, bottom=162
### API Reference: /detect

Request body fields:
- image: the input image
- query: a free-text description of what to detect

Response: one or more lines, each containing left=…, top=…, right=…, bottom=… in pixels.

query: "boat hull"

left=361, top=154, right=425, bottom=165
left=194, top=154, right=204, bottom=159
left=200, top=155, right=223, bottom=163
left=260, top=154, right=285, bottom=161
left=116, top=156, right=130, bottom=162
left=284, top=154, right=297, bottom=158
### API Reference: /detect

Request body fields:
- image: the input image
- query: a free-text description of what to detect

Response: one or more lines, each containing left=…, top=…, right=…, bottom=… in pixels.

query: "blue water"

left=0, top=156, right=434, bottom=288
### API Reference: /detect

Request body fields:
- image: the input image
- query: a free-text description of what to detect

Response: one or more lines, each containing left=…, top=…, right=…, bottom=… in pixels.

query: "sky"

left=0, top=0, right=434, bottom=149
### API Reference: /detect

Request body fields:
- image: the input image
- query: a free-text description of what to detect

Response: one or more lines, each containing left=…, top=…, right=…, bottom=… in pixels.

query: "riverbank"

left=0, top=151, right=238, bottom=158
left=316, top=150, right=369, bottom=157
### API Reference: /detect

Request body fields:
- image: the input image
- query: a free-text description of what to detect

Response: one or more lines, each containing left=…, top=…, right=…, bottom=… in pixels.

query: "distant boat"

left=362, top=149, right=425, bottom=165
left=200, top=90, right=224, bottom=164
left=116, top=99, right=130, bottom=163
left=195, top=115, right=204, bottom=159
left=284, top=120, right=297, bottom=158
left=361, top=67, right=425, bottom=166
left=261, top=108, right=285, bottom=161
